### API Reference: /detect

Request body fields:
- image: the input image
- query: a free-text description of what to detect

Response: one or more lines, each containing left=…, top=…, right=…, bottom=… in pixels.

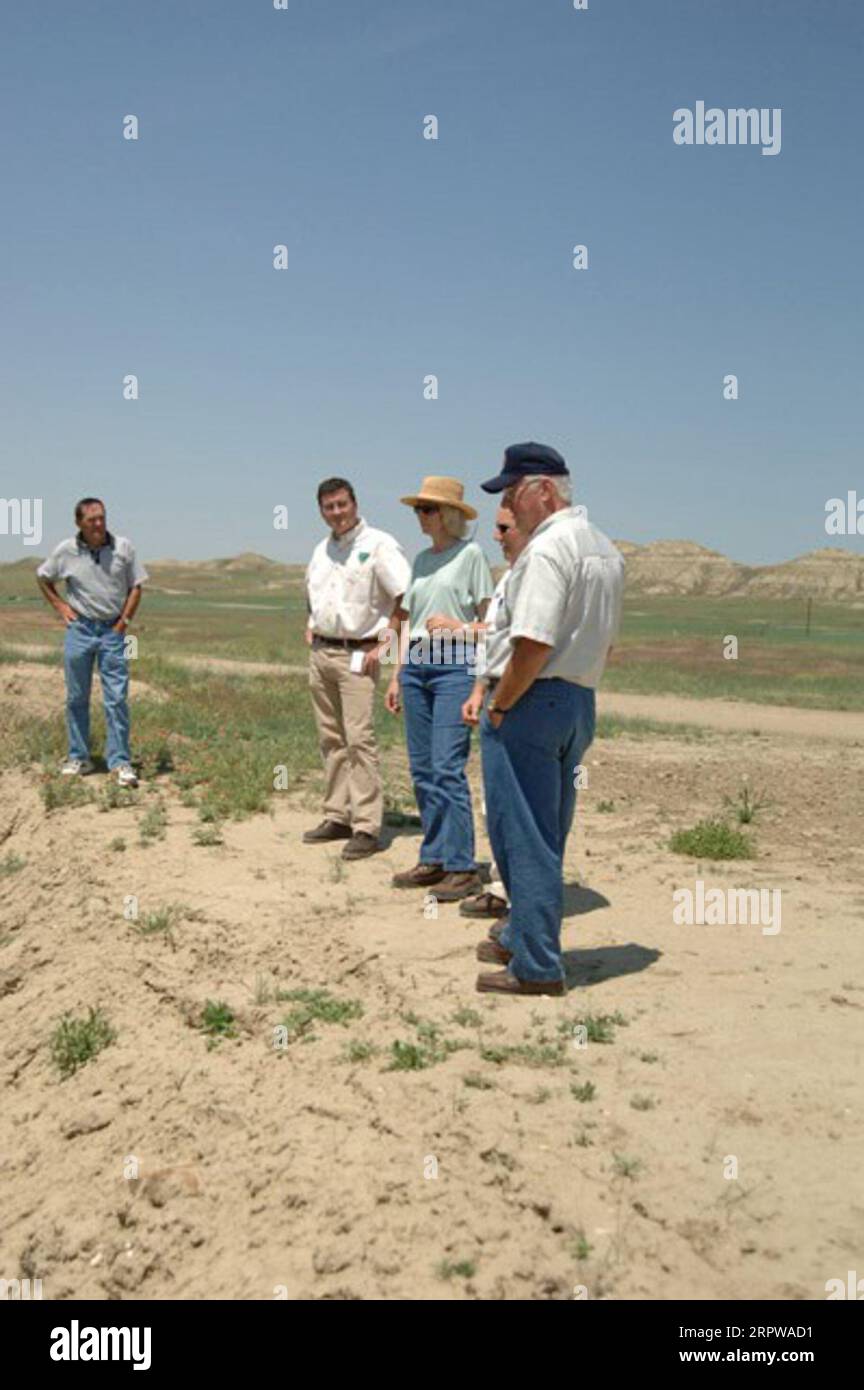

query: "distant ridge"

left=4, top=545, right=863, bottom=602
left=613, top=541, right=864, bottom=601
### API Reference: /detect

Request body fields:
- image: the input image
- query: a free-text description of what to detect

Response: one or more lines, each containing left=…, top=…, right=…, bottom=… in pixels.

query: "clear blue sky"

left=1, top=0, right=861, bottom=566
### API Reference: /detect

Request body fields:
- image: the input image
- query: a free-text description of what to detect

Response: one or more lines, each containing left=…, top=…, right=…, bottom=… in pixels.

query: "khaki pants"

left=309, top=645, right=382, bottom=836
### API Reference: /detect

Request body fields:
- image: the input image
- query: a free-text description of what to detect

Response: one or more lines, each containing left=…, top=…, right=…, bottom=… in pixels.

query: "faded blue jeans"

left=401, top=659, right=476, bottom=872
left=64, top=617, right=131, bottom=768
left=481, top=679, right=596, bottom=981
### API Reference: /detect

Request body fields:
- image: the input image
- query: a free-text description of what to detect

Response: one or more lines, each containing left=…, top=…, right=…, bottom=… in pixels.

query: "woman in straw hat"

left=385, top=476, right=494, bottom=899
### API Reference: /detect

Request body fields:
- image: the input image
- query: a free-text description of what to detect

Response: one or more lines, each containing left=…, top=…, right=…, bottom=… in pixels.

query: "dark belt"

left=312, top=634, right=378, bottom=650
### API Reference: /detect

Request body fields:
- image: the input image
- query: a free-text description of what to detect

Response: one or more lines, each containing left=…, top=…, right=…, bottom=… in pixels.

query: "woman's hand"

left=424, top=613, right=462, bottom=635
left=385, top=676, right=402, bottom=715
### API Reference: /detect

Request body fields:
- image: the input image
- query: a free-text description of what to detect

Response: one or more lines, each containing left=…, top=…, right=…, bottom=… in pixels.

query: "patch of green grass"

left=463, top=1071, right=494, bottom=1090
left=571, top=1080, right=596, bottom=1102
left=50, top=1007, right=116, bottom=1079
left=596, top=799, right=616, bottom=813
left=723, top=781, right=769, bottom=825
left=342, top=1039, right=378, bottom=1064
left=639, top=1051, right=659, bottom=1064
left=109, top=836, right=126, bottom=852
left=613, top=1152, right=643, bottom=1180
left=451, top=1006, right=482, bottom=1028
left=386, top=1017, right=467, bottom=1071
left=580, top=1012, right=628, bottom=1045
left=478, top=1040, right=569, bottom=1068
left=133, top=904, right=185, bottom=940
left=436, top=1258, right=476, bottom=1281
left=528, top=1085, right=552, bottom=1104
left=670, top=819, right=753, bottom=860
left=98, top=780, right=137, bottom=812
left=200, top=999, right=237, bottom=1041
left=139, top=802, right=167, bottom=844
left=596, top=714, right=707, bottom=741
left=0, top=852, right=26, bottom=876
left=192, top=824, right=224, bottom=846
left=572, top=1232, right=593, bottom=1261
left=41, top=776, right=94, bottom=812
left=327, top=856, right=347, bottom=884
left=276, top=988, right=364, bottom=1043
left=630, top=1094, right=656, bottom=1111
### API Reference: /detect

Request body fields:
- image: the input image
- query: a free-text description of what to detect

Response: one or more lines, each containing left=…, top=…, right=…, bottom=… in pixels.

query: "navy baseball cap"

left=481, top=441, right=569, bottom=493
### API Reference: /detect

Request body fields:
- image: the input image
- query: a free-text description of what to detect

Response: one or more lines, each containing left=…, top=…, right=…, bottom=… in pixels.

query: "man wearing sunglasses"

left=472, top=443, right=624, bottom=997
left=458, top=502, right=529, bottom=917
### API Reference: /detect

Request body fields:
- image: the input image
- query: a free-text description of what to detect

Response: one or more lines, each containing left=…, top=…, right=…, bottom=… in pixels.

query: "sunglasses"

left=414, top=504, right=440, bottom=515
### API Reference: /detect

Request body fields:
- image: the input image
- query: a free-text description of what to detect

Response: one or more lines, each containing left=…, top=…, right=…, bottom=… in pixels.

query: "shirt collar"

left=76, top=530, right=115, bottom=553
left=330, top=517, right=365, bottom=548
left=530, top=506, right=581, bottom=539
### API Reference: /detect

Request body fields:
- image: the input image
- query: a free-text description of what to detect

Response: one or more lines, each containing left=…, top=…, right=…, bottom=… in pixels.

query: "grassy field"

left=3, top=558, right=862, bottom=706
left=1, top=557, right=862, bottom=826
left=606, top=595, right=864, bottom=709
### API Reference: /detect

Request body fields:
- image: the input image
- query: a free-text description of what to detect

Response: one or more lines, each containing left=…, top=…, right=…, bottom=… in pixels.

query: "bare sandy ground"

left=2, top=665, right=863, bottom=1302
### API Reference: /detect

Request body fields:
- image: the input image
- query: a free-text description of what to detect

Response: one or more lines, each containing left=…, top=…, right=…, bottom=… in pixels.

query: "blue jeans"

left=481, top=679, right=596, bottom=982
left=64, top=617, right=131, bottom=768
left=401, top=661, right=476, bottom=872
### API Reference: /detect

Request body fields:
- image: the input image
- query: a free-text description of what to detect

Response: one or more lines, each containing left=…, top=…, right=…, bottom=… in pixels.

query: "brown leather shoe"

left=341, top=831, right=381, bottom=860
left=460, top=891, right=508, bottom=919
left=433, top=872, right=483, bottom=901
left=475, top=969, right=565, bottom=997
left=391, top=862, right=445, bottom=889
left=303, top=819, right=352, bottom=843
left=476, top=939, right=512, bottom=965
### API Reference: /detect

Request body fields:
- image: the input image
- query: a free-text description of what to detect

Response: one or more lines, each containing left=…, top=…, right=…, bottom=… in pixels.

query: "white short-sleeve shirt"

left=476, top=569, right=511, bottom=680
left=496, top=507, right=624, bottom=688
left=305, top=518, right=411, bottom=640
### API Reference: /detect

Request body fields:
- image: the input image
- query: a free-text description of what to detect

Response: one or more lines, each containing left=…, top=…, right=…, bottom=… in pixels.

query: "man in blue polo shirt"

left=37, top=497, right=148, bottom=786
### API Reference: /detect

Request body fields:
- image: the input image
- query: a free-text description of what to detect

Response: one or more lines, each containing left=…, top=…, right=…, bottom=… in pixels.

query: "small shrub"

left=50, top=1008, right=116, bottom=1079
left=670, top=819, right=753, bottom=860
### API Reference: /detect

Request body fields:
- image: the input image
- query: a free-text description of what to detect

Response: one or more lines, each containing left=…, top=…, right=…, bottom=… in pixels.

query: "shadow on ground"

left=562, top=942, right=661, bottom=990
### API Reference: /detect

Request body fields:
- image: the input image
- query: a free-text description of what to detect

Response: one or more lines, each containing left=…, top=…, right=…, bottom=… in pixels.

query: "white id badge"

left=349, top=649, right=366, bottom=674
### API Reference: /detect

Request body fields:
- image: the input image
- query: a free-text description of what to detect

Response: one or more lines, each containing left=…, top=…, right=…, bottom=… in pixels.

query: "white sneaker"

left=116, top=764, right=139, bottom=788
left=60, top=758, right=94, bottom=777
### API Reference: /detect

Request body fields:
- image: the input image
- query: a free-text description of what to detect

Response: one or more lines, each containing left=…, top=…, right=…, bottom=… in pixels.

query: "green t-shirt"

left=405, top=540, right=494, bottom=638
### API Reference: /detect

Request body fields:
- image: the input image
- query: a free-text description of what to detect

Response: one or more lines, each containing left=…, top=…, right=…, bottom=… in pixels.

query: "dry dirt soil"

left=1, top=663, right=863, bottom=1301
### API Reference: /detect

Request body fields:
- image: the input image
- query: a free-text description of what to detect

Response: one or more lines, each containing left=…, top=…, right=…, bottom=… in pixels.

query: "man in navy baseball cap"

left=481, top=442, right=569, bottom=494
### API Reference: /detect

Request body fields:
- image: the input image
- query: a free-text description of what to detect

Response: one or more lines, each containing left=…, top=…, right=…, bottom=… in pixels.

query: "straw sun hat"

left=399, top=476, right=477, bottom=520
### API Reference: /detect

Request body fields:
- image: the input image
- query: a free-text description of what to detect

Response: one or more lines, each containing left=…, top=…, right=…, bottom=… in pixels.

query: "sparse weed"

left=723, top=781, right=769, bottom=825
left=571, top=1081, right=596, bottom=1102
left=50, top=1007, right=116, bottom=1079
left=139, top=802, right=167, bottom=844
left=670, top=819, right=753, bottom=860
left=463, top=1072, right=494, bottom=1090
left=192, top=824, right=224, bottom=847
left=200, top=999, right=237, bottom=1043
left=276, top=988, right=363, bottom=1043
left=630, top=1094, right=656, bottom=1111
left=613, top=1152, right=643, bottom=1179
left=436, top=1258, right=476, bottom=1281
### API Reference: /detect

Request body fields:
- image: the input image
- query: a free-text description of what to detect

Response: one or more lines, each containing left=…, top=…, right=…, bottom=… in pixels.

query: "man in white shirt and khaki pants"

left=304, top=477, right=411, bottom=860
left=472, top=443, right=624, bottom=996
